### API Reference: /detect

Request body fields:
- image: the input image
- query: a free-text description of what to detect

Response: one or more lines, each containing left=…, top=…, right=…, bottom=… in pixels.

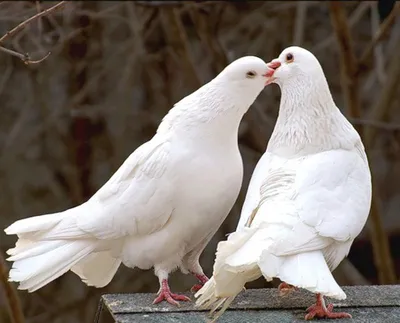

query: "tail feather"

left=5, top=203, right=120, bottom=292
left=9, top=240, right=96, bottom=292
left=259, top=250, right=346, bottom=299
left=71, top=252, right=121, bottom=288
left=5, top=213, right=64, bottom=238
left=4, top=205, right=89, bottom=240
left=195, top=278, right=236, bottom=323
left=196, top=223, right=347, bottom=323
left=7, top=240, right=64, bottom=261
left=195, top=228, right=262, bottom=321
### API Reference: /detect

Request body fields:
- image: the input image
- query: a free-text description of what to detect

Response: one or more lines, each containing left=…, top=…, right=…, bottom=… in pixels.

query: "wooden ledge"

left=95, top=285, right=400, bottom=322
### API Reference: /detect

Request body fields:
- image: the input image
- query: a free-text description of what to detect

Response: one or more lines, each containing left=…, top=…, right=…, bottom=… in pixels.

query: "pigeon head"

left=265, top=46, right=325, bottom=87
left=217, top=56, right=272, bottom=92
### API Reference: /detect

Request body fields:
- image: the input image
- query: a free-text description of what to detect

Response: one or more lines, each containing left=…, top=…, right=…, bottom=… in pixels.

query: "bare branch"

left=312, top=1, right=373, bottom=53
left=0, top=1, right=66, bottom=43
left=364, top=39, right=400, bottom=145
left=357, top=2, right=400, bottom=74
left=0, top=1, right=66, bottom=65
left=0, top=46, right=50, bottom=64
left=329, top=0, right=397, bottom=285
left=329, top=1, right=362, bottom=124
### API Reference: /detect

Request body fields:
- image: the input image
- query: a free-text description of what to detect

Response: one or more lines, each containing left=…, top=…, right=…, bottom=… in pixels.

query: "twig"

left=312, top=1, right=373, bottom=53
left=0, top=1, right=66, bottom=43
left=0, top=1, right=66, bottom=65
left=0, top=46, right=50, bottom=64
left=0, top=252, right=25, bottom=323
left=329, top=1, right=397, bottom=285
left=329, top=2, right=361, bottom=124
left=364, top=38, right=400, bottom=146
left=357, top=2, right=400, bottom=74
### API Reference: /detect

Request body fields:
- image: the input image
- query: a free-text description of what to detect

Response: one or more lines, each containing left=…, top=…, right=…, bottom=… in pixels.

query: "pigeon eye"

left=246, top=70, right=257, bottom=79
left=286, top=53, right=294, bottom=63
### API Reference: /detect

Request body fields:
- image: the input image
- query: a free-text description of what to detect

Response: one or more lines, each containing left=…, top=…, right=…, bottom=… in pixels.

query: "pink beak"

left=263, top=60, right=281, bottom=85
left=265, top=60, right=281, bottom=77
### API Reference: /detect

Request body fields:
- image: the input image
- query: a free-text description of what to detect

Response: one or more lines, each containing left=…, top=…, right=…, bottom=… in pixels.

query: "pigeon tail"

left=5, top=203, right=121, bottom=291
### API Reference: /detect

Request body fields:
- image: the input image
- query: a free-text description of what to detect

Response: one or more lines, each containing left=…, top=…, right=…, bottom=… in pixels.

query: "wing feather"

left=243, top=149, right=371, bottom=258
left=76, top=137, right=174, bottom=240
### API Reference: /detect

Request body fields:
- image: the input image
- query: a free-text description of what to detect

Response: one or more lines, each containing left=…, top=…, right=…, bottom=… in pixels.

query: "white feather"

left=5, top=56, right=270, bottom=294
left=195, top=46, right=372, bottom=320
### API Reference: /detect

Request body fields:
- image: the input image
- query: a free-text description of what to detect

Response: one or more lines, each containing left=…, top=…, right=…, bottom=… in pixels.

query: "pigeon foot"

left=305, top=294, right=352, bottom=320
left=190, top=273, right=209, bottom=292
left=278, top=282, right=298, bottom=297
left=153, top=279, right=191, bottom=306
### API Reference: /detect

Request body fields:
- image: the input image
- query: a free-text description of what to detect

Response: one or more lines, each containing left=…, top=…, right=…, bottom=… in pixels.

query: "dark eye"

left=246, top=70, right=257, bottom=79
left=286, top=53, right=294, bottom=63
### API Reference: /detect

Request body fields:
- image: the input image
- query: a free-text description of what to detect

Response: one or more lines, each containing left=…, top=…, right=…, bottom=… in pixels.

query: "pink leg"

left=305, top=293, right=352, bottom=320
left=190, top=272, right=209, bottom=292
left=153, top=279, right=191, bottom=306
left=278, top=282, right=298, bottom=297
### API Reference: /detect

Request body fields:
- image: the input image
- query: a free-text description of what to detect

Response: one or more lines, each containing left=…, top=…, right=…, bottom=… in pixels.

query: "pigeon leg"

left=190, top=271, right=209, bottom=292
left=305, top=293, right=352, bottom=320
left=153, top=278, right=191, bottom=306
left=186, top=259, right=209, bottom=292
left=278, top=282, right=298, bottom=296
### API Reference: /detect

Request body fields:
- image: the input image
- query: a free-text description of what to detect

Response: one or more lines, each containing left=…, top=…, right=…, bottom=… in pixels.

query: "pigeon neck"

left=157, top=81, right=256, bottom=143
left=267, top=77, right=359, bottom=157
left=279, top=75, right=335, bottom=118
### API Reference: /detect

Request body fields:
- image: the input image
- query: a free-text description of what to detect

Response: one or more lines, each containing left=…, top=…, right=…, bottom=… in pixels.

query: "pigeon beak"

left=263, top=60, right=281, bottom=85
left=262, top=68, right=275, bottom=86
left=267, top=60, right=281, bottom=73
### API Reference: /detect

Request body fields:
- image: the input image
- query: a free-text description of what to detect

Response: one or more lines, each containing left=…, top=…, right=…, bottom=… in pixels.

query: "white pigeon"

left=195, top=46, right=372, bottom=321
left=4, top=56, right=273, bottom=305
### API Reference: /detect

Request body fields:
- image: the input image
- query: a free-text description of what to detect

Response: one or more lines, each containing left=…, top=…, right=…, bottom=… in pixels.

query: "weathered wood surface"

left=95, top=285, right=400, bottom=322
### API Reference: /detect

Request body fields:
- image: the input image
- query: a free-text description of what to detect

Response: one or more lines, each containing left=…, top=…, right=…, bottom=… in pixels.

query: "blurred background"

left=0, top=1, right=399, bottom=322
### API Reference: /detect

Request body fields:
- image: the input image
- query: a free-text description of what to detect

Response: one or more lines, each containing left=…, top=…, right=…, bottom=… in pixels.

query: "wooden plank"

left=113, top=307, right=400, bottom=323
left=100, top=285, right=400, bottom=315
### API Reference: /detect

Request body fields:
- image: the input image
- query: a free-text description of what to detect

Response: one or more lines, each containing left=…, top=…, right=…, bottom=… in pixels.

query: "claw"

left=190, top=273, right=209, bottom=293
left=305, top=294, right=352, bottom=320
left=153, top=279, right=191, bottom=306
left=278, top=282, right=298, bottom=297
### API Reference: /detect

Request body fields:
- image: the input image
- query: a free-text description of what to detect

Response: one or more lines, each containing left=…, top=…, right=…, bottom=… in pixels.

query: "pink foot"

left=153, top=279, right=191, bottom=306
left=278, top=282, right=298, bottom=297
left=190, top=273, right=209, bottom=292
left=305, top=294, right=352, bottom=320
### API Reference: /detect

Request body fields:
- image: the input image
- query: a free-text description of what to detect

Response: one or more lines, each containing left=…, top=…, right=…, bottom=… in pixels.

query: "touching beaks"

left=267, top=60, right=281, bottom=73
left=263, top=67, right=275, bottom=78
left=263, top=60, right=281, bottom=86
